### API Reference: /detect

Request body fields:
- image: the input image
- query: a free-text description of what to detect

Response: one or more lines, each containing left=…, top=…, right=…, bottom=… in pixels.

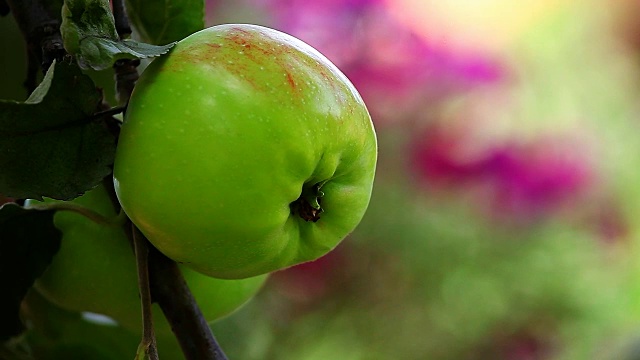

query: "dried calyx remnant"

left=291, top=182, right=325, bottom=222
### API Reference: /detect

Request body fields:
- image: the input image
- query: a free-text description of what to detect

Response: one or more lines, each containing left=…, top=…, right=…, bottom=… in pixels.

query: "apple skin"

left=24, top=185, right=267, bottom=337
left=113, top=24, right=377, bottom=279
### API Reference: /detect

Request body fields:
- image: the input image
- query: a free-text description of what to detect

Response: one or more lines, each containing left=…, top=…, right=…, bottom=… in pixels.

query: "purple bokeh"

left=260, top=0, right=503, bottom=123
left=411, top=128, right=593, bottom=220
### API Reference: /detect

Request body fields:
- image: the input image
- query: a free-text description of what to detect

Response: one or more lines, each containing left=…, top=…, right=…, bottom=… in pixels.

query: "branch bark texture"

left=5, top=0, right=64, bottom=93
left=149, top=244, right=229, bottom=360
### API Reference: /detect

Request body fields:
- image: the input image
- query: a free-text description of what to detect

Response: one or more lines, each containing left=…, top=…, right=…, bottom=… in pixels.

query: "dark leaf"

left=125, top=0, right=204, bottom=45
left=0, top=61, right=115, bottom=200
left=0, top=203, right=61, bottom=341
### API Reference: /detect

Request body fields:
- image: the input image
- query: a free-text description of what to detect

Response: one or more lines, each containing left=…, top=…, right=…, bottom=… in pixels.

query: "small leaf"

left=0, top=203, right=61, bottom=341
left=75, top=38, right=175, bottom=71
left=60, top=0, right=119, bottom=56
left=0, top=61, right=115, bottom=200
left=125, top=0, right=205, bottom=45
left=61, top=0, right=176, bottom=70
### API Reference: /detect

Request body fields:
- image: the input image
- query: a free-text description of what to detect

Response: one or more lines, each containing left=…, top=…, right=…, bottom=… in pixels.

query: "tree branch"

left=24, top=48, right=39, bottom=96
left=5, top=0, right=64, bottom=77
left=111, top=0, right=138, bottom=106
left=148, top=243, right=229, bottom=360
left=113, top=58, right=140, bottom=106
left=111, top=0, right=132, bottom=39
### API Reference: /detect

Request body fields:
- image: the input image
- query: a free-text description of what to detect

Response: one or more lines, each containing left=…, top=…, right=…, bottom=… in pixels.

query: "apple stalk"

left=132, top=223, right=159, bottom=360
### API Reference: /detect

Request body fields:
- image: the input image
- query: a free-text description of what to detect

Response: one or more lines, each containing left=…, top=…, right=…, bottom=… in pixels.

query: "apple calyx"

left=292, top=183, right=325, bottom=222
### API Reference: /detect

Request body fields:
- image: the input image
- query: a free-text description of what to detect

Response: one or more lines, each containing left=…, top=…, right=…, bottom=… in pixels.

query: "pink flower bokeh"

left=410, top=126, right=594, bottom=221
left=260, top=0, right=503, bottom=124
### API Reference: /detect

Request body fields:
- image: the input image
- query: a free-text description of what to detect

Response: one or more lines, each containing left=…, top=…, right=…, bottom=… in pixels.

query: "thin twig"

left=132, top=223, right=159, bottom=360
left=25, top=202, right=123, bottom=227
left=111, top=0, right=131, bottom=39
left=114, top=58, right=140, bottom=106
left=39, top=22, right=64, bottom=72
left=24, top=49, right=39, bottom=96
left=111, top=0, right=138, bottom=106
left=91, top=105, right=126, bottom=120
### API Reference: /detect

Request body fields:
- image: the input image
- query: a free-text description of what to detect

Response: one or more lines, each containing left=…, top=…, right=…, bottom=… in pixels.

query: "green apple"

left=24, top=185, right=267, bottom=338
left=113, top=24, right=377, bottom=279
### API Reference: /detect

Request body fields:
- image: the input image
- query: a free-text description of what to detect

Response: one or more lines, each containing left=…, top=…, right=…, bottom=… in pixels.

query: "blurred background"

left=4, top=0, right=640, bottom=359
left=205, top=1, right=640, bottom=359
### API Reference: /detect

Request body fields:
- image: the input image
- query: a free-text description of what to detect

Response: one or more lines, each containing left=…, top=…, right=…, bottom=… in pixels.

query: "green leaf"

left=61, top=0, right=176, bottom=70
left=0, top=203, right=61, bottom=341
left=75, top=38, right=175, bottom=71
left=0, top=61, right=115, bottom=200
left=125, top=0, right=205, bottom=45
left=60, top=0, right=119, bottom=56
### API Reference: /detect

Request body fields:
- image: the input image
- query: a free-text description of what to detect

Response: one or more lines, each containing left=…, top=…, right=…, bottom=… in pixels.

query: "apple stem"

left=132, top=223, right=160, bottom=360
